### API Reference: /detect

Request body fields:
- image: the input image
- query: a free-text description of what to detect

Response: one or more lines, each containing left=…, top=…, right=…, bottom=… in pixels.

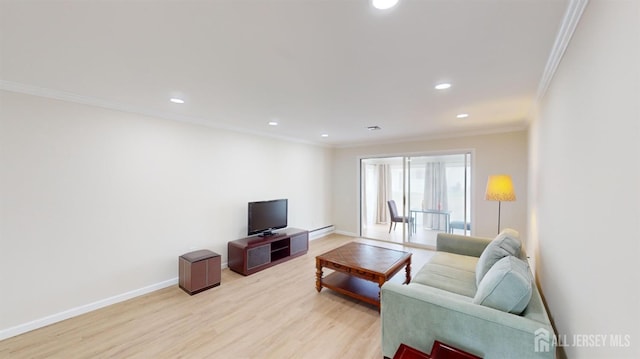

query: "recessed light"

left=169, top=98, right=185, bottom=104
left=434, top=83, right=451, bottom=90
left=456, top=113, right=469, bottom=119
left=268, top=121, right=278, bottom=126
left=372, top=0, right=399, bottom=10
left=367, top=126, right=382, bottom=131
left=321, top=134, right=329, bottom=138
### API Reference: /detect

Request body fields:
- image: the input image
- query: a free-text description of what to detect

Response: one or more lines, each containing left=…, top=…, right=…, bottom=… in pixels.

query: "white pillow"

left=475, top=228, right=521, bottom=285
left=473, top=255, right=533, bottom=314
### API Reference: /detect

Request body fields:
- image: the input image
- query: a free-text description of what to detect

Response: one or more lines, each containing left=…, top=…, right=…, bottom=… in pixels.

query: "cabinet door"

left=290, top=232, right=308, bottom=255
left=206, top=256, right=221, bottom=286
left=190, top=260, right=208, bottom=291
left=247, top=244, right=270, bottom=270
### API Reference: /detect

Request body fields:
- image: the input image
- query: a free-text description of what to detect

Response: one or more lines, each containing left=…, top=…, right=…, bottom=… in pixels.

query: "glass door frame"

left=359, top=149, right=475, bottom=248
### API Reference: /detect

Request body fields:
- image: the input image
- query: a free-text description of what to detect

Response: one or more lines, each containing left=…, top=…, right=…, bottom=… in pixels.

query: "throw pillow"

left=473, top=255, right=533, bottom=314
left=475, top=228, right=521, bottom=285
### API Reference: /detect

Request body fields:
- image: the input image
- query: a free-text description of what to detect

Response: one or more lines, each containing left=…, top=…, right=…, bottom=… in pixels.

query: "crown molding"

left=1, top=80, right=525, bottom=149
left=334, top=124, right=529, bottom=149
left=0, top=80, right=329, bottom=148
left=536, top=0, right=589, bottom=102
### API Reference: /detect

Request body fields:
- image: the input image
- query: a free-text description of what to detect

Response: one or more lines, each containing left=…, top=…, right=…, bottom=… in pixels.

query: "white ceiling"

left=0, top=0, right=569, bottom=147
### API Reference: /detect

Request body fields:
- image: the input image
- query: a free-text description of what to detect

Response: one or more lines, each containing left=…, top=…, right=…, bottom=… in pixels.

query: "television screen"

left=248, top=199, right=288, bottom=236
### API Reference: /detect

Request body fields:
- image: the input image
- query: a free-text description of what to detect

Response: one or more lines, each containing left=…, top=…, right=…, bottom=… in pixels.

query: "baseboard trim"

left=0, top=277, right=178, bottom=341
left=333, top=230, right=358, bottom=237
left=1, top=227, right=339, bottom=340
left=309, top=225, right=335, bottom=240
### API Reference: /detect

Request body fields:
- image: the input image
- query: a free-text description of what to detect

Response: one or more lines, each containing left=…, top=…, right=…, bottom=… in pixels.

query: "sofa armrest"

left=381, top=282, right=555, bottom=359
left=436, top=233, right=493, bottom=257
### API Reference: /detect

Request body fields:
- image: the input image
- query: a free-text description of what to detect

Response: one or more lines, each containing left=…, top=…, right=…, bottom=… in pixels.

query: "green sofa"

left=381, top=231, right=555, bottom=358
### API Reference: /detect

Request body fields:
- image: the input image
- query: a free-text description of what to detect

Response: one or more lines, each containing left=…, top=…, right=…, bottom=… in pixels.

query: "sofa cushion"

left=411, top=252, right=478, bottom=298
left=475, top=228, right=521, bottom=285
left=473, top=255, right=533, bottom=314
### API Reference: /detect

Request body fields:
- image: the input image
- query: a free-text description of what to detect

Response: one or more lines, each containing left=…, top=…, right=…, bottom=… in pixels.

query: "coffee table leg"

left=315, top=258, right=323, bottom=292
left=378, top=278, right=386, bottom=306
left=404, top=257, right=412, bottom=284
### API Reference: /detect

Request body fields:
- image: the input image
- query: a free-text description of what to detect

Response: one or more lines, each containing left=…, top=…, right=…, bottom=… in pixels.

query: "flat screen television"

left=248, top=199, right=288, bottom=236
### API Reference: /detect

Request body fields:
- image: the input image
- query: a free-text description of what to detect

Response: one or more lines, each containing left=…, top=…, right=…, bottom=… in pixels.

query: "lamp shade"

left=485, top=175, right=516, bottom=201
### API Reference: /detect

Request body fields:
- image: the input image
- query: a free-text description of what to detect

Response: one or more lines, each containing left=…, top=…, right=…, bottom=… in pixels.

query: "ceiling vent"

left=367, top=126, right=382, bottom=131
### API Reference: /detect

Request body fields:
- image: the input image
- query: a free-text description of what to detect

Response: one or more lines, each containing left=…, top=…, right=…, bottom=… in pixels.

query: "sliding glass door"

left=360, top=152, right=471, bottom=247
left=360, top=157, right=405, bottom=243
left=405, top=153, right=471, bottom=246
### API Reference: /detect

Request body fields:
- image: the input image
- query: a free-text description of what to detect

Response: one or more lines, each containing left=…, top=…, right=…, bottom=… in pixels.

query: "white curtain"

left=423, top=162, right=448, bottom=230
left=362, top=164, right=378, bottom=227
left=362, top=164, right=369, bottom=227
left=376, top=164, right=391, bottom=224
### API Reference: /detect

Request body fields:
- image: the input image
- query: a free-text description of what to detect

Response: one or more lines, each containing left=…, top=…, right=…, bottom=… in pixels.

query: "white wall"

left=0, top=90, right=332, bottom=336
left=331, top=131, right=529, bottom=240
left=529, top=0, right=640, bottom=358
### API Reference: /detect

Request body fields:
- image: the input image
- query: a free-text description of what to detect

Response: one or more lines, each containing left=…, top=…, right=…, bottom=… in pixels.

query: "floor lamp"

left=485, top=175, right=516, bottom=234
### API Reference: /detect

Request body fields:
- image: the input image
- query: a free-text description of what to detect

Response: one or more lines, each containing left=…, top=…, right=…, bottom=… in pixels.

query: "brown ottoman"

left=179, top=249, right=221, bottom=295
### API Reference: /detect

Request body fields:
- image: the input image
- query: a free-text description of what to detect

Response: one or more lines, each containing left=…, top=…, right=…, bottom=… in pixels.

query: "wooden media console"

left=227, top=228, right=309, bottom=275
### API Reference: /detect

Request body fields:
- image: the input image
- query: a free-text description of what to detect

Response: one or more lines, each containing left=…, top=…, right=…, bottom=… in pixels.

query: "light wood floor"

left=362, top=222, right=441, bottom=247
left=0, top=234, right=434, bottom=359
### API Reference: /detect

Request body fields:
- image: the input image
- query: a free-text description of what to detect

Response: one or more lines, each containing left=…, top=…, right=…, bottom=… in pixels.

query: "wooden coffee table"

left=315, top=242, right=411, bottom=308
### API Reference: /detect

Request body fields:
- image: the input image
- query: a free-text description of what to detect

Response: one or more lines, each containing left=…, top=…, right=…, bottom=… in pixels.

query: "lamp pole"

left=497, top=201, right=501, bottom=234
left=485, top=174, right=515, bottom=235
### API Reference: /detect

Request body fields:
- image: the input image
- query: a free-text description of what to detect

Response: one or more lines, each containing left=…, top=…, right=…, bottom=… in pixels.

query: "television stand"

left=228, top=228, right=309, bottom=275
